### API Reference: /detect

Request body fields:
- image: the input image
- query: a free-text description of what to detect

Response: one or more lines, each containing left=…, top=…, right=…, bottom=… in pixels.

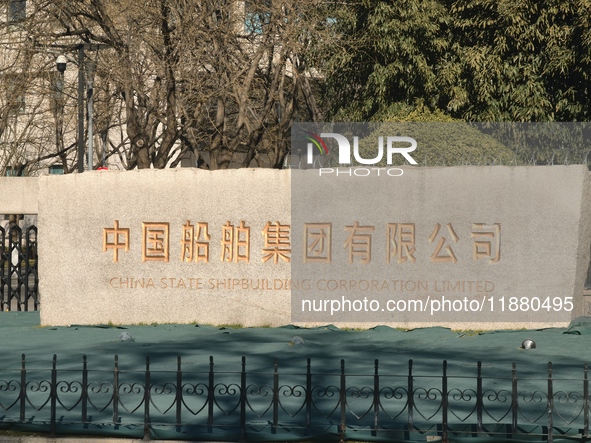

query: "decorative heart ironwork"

left=55, top=380, right=83, bottom=412
left=481, top=388, right=513, bottom=423
left=345, top=386, right=374, bottom=420
left=25, top=380, right=52, bottom=412
left=378, top=386, right=409, bottom=421
left=244, top=384, right=274, bottom=418
left=310, top=385, right=341, bottom=420
left=211, top=383, right=241, bottom=417
left=0, top=380, right=21, bottom=412
left=86, top=382, right=115, bottom=413
left=517, top=390, right=548, bottom=425
left=447, top=388, right=478, bottom=423
left=413, top=387, right=443, bottom=422
left=117, top=382, right=145, bottom=415
left=552, top=391, right=584, bottom=426
left=180, top=382, right=209, bottom=417
left=149, top=382, right=177, bottom=415
left=277, top=384, right=307, bottom=418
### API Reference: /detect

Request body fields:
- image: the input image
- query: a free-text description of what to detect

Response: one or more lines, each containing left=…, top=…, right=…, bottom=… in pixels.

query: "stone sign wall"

left=38, top=169, right=291, bottom=327
left=291, top=166, right=591, bottom=329
left=35, top=166, right=591, bottom=329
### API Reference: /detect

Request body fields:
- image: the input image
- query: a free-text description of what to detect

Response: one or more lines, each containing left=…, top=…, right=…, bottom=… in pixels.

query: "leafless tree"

left=9, top=0, right=331, bottom=171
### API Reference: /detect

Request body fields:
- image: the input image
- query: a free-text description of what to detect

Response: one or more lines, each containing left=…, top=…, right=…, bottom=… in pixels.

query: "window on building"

left=244, top=0, right=271, bottom=34
left=5, top=78, right=26, bottom=115
left=179, top=151, right=197, bottom=168
left=5, top=166, right=25, bottom=176
left=48, top=164, right=64, bottom=175
left=7, top=0, right=26, bottom=22
left=8, top=93, right=25, bottom=115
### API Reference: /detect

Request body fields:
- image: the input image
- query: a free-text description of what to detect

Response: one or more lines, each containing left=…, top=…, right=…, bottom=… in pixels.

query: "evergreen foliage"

left=321, top=0, right=591, bottom=124
left=318, top=0, right=591, bottom=165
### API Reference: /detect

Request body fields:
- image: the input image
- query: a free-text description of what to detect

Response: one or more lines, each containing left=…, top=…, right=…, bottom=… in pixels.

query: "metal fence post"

left=23, top=227, right=31, bottom=311
left=113, top=355, right=119, bottom=425
left=240, top=356, right=246, bottom=442
left=272, top=359, right=279, bottom=433
left=306, top=358, right=312, bottom=429
left=25, top=226, right=38, bottom=311
left=373, top=359, right=379, bottom=435
left=442, top=360, right=448, bottom=443
left=207, top=356, right=214, bottom=430
left=584, top=363, right=589, bottom=438
left=144, top=356, right=151, bottom=439
left=476, top=361, right=483, bottom=435
left=547, top=362, right=553, bottom=443
left=340, top=359, right=346, bottom=440
left=82, top=355, right=88, bottom=426
left=408, top=359, right=414, bottom=430
left=50, top=355, right=57, bottom=436
left=8, top=225, right=22, bottom=310
left=19, top=354, right=26, bottom=422
left=176, top=356, right=182, bottom=430
left=512, top=362, right=518, bottom=436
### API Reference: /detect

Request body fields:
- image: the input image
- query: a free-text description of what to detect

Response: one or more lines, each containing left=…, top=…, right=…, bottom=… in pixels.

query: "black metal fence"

left=0, top=355, right=589, bottom=442
left=0, top=224, right=38, bottom=311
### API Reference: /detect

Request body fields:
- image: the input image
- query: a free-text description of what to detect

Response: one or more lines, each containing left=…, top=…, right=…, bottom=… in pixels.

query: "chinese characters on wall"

left=103, top=220, right=501, bottom=265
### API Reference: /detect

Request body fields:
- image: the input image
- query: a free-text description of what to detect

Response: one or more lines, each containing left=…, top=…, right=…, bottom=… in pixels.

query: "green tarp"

left=0, top=312, right=590, bottom=441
